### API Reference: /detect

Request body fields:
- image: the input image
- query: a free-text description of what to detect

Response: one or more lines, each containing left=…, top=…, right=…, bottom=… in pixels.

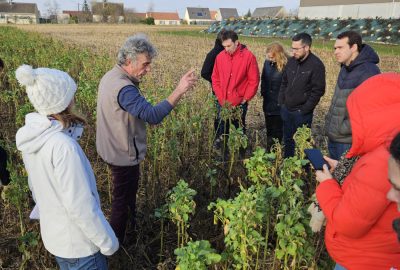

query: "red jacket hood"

left=346, top=73, right=400, bottom=158
left=223, top=42, right=246, bottom=57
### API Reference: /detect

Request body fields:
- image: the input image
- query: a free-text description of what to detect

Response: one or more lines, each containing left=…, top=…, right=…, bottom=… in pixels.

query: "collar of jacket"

left=214, top=38, right=224, bottom=50
left=296, top=51, right=313, bottom=64
left=115, top=64, right=140, bottom=87
left=342, top=44, right=379, bottom=72
left=224, top=42, right=245, bottom=57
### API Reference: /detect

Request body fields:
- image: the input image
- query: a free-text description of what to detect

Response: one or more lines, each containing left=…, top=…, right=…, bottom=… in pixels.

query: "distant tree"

left=124, top=8, right=141, bottom=24
left=91, top=0, right=123, bottom=23
left=70, top=15, right=78, bottom=23
left=79, top=0, right=92, bottom=23
left=82, top=0, right=90, bottom=12
left=141, top=17, right=154, bottom=25
left=244, top=9, right=252, bottom=18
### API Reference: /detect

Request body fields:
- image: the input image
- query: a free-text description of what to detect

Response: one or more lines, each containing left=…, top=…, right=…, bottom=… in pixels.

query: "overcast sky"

left=17, top=0, right=300, bottom=17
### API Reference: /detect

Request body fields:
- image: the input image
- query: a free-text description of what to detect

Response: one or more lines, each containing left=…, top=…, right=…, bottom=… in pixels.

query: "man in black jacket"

left=324, top=31, right=380, bottom=160
left=279, top=33, right=326, bottom=157
left=201, top=30, right=225, bottom=85
left=201, top=29, right=225, bottom=149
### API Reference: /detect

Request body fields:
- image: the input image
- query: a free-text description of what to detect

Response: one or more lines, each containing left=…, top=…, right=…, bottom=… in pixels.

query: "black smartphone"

left=304, top=149, right=330, bottom=170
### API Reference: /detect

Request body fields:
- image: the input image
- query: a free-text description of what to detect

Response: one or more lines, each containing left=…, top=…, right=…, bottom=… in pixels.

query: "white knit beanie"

left=15, top=65, right=77, bottom=116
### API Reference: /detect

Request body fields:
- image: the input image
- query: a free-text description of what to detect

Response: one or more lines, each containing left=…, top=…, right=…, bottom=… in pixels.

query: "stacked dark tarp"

left=206, top=18, right=400, bottom=44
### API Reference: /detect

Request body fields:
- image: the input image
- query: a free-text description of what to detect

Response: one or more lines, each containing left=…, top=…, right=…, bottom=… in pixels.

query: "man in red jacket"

left=211, top=30, right=259, bottom=153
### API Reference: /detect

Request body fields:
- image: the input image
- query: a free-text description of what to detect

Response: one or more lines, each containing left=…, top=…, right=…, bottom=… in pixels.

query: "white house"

left=147, top=12, right=180, bottom=25
left=0, top=2, right=39, bottom=24
left=184, top=7, right=213, bottom=25
left=216, top=8, right=239, bottom=21
left=298, top=0, right=400, bottom=19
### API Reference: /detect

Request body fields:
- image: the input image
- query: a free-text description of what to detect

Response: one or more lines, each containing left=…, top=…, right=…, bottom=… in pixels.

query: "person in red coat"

left=315, top=73, right=400, bottom=270
left=211, top=30, right=259, bottom=151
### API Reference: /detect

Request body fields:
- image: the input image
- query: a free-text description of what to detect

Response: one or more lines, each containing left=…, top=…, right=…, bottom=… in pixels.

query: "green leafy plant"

left=206, top=167, right=217, bottom=197
left=174, top=240, right=221, bottom=270
left=165, top=179, right=197, bottom=248
left=244, top=147, right=278, bottom=186
left=227, top=124, right=248, bottom=176
left=154, top=204, right=168, bottom=261
left=209, top=185, right=265, bottom=270
left=18, top=232, right=39, bottom=270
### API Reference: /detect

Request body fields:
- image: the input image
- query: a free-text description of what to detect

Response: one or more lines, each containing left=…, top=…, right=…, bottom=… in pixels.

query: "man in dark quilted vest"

left=325, top=31, right=380, bottom=160
left=96, top=34, right=197, bottom=244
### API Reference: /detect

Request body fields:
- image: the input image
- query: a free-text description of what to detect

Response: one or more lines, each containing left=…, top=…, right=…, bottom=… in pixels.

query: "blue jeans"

left=328, top=140, right=351, bottom=160
left=334, top=263, right=347, bottom=270
left=281, top=105, right=313, bottom=158
left=55, top=251, right=108, bottom=270
left=215, top=101, right=248, bottom=139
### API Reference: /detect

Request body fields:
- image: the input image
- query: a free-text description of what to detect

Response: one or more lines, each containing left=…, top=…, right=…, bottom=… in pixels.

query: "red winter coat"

left=317, top=73, right=400, bottom=270
left=211, top=43, right=260, bottom=106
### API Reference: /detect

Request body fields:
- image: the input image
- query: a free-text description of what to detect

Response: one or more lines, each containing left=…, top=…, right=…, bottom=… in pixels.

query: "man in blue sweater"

left=96, top=34, right=197, bottom=244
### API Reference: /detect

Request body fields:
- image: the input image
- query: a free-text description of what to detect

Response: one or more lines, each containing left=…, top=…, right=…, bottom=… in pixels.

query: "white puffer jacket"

left=16, top=113, right=119, bottom=258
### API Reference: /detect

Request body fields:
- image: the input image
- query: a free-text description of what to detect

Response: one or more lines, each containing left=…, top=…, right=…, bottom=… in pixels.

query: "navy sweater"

left=118, top=85, right=173, bottom=125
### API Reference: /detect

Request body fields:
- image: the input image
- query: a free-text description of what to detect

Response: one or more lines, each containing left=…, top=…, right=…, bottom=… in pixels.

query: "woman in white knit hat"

left=15, top=65, right=119, bottom=269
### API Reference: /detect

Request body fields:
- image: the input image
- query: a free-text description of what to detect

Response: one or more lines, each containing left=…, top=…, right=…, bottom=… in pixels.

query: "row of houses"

left=0, top=2, right=287, bottom=25
left=1, top=1, right=398, bottom=25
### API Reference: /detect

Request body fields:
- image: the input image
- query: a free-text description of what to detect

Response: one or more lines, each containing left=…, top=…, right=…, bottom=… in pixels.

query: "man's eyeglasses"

left=291, top=46, right=305, bottom=51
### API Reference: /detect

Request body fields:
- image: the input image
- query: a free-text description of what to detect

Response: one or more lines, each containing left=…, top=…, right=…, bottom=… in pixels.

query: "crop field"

left=0, top=24, right=399, bottom=269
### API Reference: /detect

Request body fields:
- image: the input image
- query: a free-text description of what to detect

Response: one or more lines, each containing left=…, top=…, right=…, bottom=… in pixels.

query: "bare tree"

left=125, top=8, right=142, bottom=24
left=44, top=0, right=59, bottom=22
left=147, top=0, right=154, bottom=12
left=91, top=0, right=123, bottom=23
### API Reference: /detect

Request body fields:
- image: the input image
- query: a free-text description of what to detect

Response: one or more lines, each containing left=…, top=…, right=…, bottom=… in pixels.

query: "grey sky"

left=18, top=0, right=300, bottom=17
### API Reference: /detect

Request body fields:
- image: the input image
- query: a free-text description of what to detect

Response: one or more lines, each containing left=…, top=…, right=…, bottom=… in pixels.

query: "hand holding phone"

left=304, top=149, right=331, bottom=170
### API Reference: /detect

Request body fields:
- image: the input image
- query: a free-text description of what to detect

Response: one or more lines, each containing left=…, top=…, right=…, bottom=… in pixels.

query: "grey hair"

left=117, top=34, right=157, bottom=66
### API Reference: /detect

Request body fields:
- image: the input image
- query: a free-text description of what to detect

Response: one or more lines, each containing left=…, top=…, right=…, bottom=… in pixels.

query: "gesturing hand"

left=176, top=68, right=198, bottom=95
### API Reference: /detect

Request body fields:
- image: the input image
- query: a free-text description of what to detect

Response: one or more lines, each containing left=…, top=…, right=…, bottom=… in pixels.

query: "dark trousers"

left=281, top=106, right=313, bottom=158
left=264, top=114, right=283, bottom=150
left=108, top=164, right=140, bottom=243
left=328, top=140, right=351, bottom=160
left=215, top=101, right=248, bottom=139
left=0, top=146, right=10, bottom=185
